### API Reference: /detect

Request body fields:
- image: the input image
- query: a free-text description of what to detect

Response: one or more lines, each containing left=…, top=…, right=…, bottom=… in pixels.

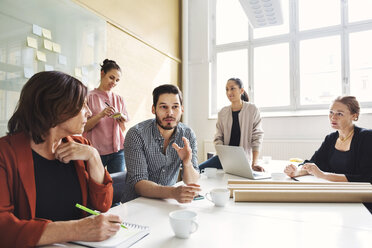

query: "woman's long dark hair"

left=8, top=71, right=87, bottom=144
left=228, top=78, right=249, bottom=102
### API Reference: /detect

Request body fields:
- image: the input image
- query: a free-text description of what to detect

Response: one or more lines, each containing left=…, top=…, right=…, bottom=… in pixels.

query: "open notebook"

left=71, top=222, right=150, bottom=248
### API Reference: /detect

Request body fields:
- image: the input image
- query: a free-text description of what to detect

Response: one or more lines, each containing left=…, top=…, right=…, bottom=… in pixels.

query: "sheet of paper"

left=27, top=37, right=38, bottom=49
left=44, top=39, right=53, bottom=51
left=52, top=42, right=61, bottom=53
left=45, top=64, right=54, bottom=71
left=36, top=51, right=47, bottom=62
left=75, top=68, right=82, bottom=78
left=82, top=75, right=89, bottom=85
left=32, top=24, right=42, bottom=36
left=58, top=55, right=67, bottom=65
left=42, top=28, right=52, bottom=39
left=81, top=66, right=88, bottom=76
left=24, top=67, right=34, bottom=78
left=295, top=175, right=330, bottom=182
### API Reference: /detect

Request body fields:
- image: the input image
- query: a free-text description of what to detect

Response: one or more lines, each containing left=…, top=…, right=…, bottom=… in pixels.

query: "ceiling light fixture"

left=239, top=0, right=283, bottom=28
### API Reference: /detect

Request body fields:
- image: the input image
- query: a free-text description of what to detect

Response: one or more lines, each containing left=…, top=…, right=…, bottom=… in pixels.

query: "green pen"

left=75, top=203, right=127, bottom=229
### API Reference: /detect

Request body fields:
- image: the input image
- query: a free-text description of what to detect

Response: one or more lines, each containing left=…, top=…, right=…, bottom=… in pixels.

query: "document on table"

left=295, top=175, right=329, bottom=182
left=72, top=222, right=150, bottom=248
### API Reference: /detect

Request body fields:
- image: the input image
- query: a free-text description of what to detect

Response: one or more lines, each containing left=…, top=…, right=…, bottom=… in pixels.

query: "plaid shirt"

left=122, top=119, right=199, bottom=202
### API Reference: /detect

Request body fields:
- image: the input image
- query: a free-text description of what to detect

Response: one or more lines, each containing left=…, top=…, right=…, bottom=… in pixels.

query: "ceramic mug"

left=262, top=156, right=272, bottom=164
left=201, top=167, right=217, bottom=178
left=205, top=188, right=230, bottom=207
left=169, top=210, right=198, bottom=239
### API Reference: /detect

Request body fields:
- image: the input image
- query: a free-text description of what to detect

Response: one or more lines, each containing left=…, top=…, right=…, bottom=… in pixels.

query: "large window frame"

left=209, top=0, right=372, bottom=117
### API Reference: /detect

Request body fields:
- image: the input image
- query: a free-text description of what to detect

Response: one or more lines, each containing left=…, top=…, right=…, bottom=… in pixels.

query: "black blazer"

left=305, top=126, right=372, bottom=183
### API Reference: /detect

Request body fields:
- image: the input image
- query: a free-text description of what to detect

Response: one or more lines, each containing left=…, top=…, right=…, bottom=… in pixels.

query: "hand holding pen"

left=76, top=204, right=127, bottom=229
left=104, top=102, right=127, bottom=122
left=100, top=101, right=115, bottom=118
left=74, top=204, right=125, bottom=242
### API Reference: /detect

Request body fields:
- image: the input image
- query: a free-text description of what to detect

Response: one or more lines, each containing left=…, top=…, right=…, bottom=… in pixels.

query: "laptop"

left=215, top=145, right=271, bottom=180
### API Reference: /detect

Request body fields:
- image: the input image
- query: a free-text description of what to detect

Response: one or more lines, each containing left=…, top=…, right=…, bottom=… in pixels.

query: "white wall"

left=187, top=0, right=372, bottom=163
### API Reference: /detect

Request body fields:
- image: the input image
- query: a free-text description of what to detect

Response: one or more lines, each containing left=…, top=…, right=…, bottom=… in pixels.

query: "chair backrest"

left=110, top=171, right=127, bottom=206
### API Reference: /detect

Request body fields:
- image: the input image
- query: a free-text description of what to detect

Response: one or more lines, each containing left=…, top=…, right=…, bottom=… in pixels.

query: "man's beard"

left=155, top=114, right=179, bottom=130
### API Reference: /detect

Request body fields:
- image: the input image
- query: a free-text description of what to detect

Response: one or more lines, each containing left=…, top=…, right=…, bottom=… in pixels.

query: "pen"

left=75, top=203, right=127, bottom=229
left=104, top=101, right=111, bottom=107
left=291, top=177, right=299, bottom=182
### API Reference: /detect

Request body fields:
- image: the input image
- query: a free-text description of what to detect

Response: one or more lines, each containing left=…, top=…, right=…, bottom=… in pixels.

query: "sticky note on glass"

left=58, top=55, right=67, bottom=65
left=75, top=68, right=82, bottom=78
left=42, top=28, right=52, bottom=39
left=81, top=67, right=88, bottom=76
left=36, top=51, right=47, bottom=62
left=32, top=24, right=42, bottom=36
left=24, top=67, right=34, bottom=78
left=52, top=42, right=61, bottom=53
left=45, top=64, right=54, bottom=71
left=27, top=37, right=38, bottom=49
left=44, top=39, right=53, bottom=51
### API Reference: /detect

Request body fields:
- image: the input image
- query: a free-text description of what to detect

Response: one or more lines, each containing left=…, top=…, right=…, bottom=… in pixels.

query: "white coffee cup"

left=206, top=188, right=230, bottom=207
left=262, top=156, right=272, bottom=164
left=202, top=167, right=217, bottom=178
left=169, top=210, right=198, bottom=239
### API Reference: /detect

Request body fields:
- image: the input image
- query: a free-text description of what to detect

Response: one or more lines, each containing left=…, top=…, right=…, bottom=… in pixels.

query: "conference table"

left=54, top=160, right=372, bottom=248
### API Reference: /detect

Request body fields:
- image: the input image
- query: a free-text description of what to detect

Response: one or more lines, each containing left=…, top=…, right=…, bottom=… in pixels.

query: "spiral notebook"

left=71, top=222, right=150, bottom=248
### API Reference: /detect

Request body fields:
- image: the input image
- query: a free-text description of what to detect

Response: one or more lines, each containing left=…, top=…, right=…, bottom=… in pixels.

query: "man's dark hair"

left=152, top=84, right=183, bottom=106
left=8, top=71, right=87, bottom=144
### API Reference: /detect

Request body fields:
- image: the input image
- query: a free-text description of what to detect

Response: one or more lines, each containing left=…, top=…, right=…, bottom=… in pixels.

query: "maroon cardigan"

left=0, top=133, right=113, bottom=248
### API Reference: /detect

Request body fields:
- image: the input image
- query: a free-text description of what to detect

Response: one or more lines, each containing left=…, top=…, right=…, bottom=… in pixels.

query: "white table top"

left=111, top=161, right=372, bottom=248
left=50, top=160, right=372, bottom=248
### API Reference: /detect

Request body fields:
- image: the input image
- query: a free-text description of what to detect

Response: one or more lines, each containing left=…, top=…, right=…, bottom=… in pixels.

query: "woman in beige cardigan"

left=199, top=78, right=264, bottom=171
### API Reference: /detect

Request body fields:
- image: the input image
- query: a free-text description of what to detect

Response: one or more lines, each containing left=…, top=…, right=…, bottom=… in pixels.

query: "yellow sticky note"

left=36, top=51, right=47, bottom=62
left=27, top=37, right=38, bottom=49
left=42, top=28, right=52, bottom=39
left=75, top=68, right=82, bottom=78
left=44, top=39, right=53, bottom=51
left=52, top=42, right=61, bottom=53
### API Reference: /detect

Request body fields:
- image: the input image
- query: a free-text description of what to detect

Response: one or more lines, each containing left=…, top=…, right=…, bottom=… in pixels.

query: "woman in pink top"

left=84, top=59, right=129, bottom=173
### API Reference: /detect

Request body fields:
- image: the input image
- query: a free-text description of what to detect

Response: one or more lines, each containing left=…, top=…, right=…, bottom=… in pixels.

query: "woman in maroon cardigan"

left=0, top=71, right=120, bottom=248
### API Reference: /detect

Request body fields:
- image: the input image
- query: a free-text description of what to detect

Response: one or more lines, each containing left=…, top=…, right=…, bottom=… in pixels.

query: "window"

left=254, top=43, right=290, bottom=107
left=349, top=30, right=372, bottom=102
left=210, top=0, right=372, bottom=117
left=215, top=50, right=248, bottom=112
left=298, top=0, right=340, bottom=31
left=299, top=36, right=341, bottom=105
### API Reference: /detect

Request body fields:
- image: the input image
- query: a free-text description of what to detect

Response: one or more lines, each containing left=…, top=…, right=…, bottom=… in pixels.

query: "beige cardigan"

left=214, top=102, right=264, bottom=162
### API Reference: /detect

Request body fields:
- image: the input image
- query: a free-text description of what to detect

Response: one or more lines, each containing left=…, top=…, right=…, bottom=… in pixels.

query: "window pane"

left=349, top=31, right=372, bottom=102
left=254, top=43, right=289, bottom=107
left=216, top=0, right=248, bottom=45
left=349, top=0, right=372, bottom=23
left=299, top=0, right=340, bottom=31
left=300, top=36, right=341, bottom=105
left=216, top=50, right=248, bottom=111
left=253, top=0, right=289, bottom=39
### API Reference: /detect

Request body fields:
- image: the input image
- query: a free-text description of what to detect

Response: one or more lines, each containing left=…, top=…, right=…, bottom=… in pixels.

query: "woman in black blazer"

left=284, top=96, right=372, bottom=183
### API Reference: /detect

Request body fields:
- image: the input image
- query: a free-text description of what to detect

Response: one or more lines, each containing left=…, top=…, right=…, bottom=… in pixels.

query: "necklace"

left=338, top=129, right=354, bottom=142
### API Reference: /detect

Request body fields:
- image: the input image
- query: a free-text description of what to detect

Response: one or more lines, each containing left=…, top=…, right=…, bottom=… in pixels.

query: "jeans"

left=199, top=155, right=223, bottom=170
left=100, top=149, right=125, bottom=173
